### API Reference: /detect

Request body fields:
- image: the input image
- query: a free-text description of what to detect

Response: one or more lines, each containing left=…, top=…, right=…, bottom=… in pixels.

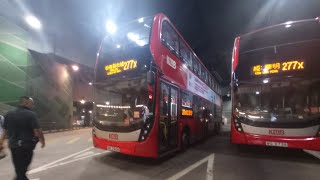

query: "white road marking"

left=73, top=151, right=95, bottom=159
left=303, top=149, right=320, bottom=159
left=28, top=147, right=93, bottom=174
left=166, top=153, right=215, bottom=180
left=28, top=151, right=110, bottom=174
left=206, top=154, right=215, bottom=180
left=66, top=137, right=80, bottom=144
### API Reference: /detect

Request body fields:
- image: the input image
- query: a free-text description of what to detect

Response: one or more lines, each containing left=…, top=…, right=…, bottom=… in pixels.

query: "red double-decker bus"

left=231, top=17, right=320, bottom=150
left=92, top=13, right=222, bottom=158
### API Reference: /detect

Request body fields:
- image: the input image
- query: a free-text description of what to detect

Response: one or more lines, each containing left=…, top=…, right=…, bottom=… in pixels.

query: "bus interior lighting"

left=263, top=79, right=269, bottom=83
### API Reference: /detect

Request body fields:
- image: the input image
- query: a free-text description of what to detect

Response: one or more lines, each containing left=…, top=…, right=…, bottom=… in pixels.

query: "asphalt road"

left=0, top=126, right=319, bottom=180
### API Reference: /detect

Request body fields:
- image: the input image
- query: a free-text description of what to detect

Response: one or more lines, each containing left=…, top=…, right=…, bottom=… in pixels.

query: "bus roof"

left=238, top=17, right=320, bottom=53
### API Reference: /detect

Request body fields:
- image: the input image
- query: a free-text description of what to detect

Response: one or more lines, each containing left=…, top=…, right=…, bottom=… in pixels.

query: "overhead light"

left=105, top=101, right=110, bottom=105
left=89, top=110, right=92, bottom=114
left=80, top=99, right=86, bottom=104
left=106, top=20, right=117, bottom=34
left=285, top=24, right=292, bottom=28
left=72, top=65, right=79, bottom=71
left=25, top=15, right=42, bottom=30
left=256, top=91, right=260, bottom=95
left=138, top=18, right=144, bottom=23
left=116, top=44, right=121, bottom=48
left=89, top=82, right=93, bottom=85
left=127, top=32, right=139, bottom=41
left=263, top=79, right=269, bottom=84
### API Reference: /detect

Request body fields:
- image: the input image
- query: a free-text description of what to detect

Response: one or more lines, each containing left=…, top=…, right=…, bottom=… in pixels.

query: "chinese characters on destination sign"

left=105, top=59, right=138, bottom=75
left=252, top=60, right=304, bottom=76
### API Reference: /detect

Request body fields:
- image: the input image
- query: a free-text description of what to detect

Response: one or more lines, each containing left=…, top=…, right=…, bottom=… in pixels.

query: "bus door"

left=159, top=82, right=179, bottom=153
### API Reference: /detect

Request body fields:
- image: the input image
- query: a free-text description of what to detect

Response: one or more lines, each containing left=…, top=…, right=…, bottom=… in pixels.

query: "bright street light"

left=138, top=18, right=144, bottom=23
left=89, top=82, right=93, bottom=85
left=72, top=65, right=79, bottom=71
left=80, top=99, right=86, bottom=104
left=25, top=15, right=42, bottom=30
left=106, top=20, right=117, bottom=34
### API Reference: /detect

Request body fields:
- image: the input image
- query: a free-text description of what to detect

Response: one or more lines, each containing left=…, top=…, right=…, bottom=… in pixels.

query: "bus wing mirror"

left=147, top=71, right=155, bottom=85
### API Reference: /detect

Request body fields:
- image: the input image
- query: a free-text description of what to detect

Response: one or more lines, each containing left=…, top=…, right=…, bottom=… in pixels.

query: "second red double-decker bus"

left=231, top=17, right=320, bottom=150
left=92, top=13, right=222, bottom=158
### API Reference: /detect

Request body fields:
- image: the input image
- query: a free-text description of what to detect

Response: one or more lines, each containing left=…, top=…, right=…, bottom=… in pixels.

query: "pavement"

left=0, top=125, right=320, bottom=180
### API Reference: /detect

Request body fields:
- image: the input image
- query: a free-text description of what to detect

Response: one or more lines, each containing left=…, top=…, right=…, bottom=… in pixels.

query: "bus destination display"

left=105, top=59, right=138, bottom=76
left=252, top=60, right=304, bottom=76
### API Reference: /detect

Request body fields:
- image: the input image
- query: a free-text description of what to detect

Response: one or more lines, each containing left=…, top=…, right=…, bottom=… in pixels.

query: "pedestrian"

left=0, top=115, right=6, bottom=159
left=0, top=96, right=45, bottom=180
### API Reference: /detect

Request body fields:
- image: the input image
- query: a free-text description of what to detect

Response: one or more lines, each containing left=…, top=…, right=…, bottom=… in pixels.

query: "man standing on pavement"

left=0, top=96, right=45, bottom=180
left=0, top=115, right=6, bottom=159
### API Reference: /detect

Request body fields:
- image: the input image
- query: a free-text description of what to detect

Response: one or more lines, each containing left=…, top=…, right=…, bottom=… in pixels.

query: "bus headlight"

left=234, top=118, right=244, bottom=133
left=139, top=119, right=154, bottom=142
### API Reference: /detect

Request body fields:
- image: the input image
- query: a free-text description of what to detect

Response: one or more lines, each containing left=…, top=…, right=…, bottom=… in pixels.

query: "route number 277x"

left=282, top=61, right=304, bottom=71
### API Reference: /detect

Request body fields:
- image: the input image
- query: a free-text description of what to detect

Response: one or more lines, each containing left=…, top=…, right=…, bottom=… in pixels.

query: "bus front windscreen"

left=234, top=39, right=320, bottom=127
left=94, top=77, right=153, bottom=132
left=94, top=17, right=154, bottom=132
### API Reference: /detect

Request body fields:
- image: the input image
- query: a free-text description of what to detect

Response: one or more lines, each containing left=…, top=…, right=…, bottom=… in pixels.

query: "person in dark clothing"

left=0, top=96, right=45, bottom=180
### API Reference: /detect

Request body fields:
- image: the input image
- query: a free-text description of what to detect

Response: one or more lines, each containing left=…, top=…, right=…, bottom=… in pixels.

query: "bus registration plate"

left=107, top=146, right=120, bottom=152
left=266, top=141, right=288, bottom=147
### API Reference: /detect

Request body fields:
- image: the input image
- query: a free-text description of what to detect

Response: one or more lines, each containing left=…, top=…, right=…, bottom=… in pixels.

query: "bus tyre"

left=181, top=130, right=190, bottom=151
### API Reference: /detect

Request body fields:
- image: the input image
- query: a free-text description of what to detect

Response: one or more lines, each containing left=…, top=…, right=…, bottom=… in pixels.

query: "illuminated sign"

left=182, top=109, right=193, bottom=116
left=105, top=59, right=138, bottom=76
left=252, top=60, right=304, bottom=76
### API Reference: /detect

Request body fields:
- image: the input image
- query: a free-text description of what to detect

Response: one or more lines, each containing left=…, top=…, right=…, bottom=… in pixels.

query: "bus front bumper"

left=231, top=123, right=320, bottom=151
left=92, top=135, right=158, bottom=158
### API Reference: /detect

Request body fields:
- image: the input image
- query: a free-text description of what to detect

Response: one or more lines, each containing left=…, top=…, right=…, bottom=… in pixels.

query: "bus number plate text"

left=266, top=141, right=288, bottom=147
left=107, top=146, right=120, bottom=152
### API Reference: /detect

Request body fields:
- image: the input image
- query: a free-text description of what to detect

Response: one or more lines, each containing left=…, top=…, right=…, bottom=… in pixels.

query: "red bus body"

left=93, top=13, right=222, bottom=158
left=231, top=17, right=320, bottom=151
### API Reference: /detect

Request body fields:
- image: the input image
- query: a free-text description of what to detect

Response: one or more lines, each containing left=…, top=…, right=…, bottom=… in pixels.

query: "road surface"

left=0, top=126, right=319, bottom=180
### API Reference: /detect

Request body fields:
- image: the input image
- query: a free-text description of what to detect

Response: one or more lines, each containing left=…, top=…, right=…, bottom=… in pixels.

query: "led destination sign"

left=252, top=60, right=304, bottom=76
left=105, top=59, right=138, bottom=76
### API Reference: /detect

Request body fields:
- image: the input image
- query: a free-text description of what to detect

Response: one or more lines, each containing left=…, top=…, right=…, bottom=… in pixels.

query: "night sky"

left=2, top=0, right=320, bottom=85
